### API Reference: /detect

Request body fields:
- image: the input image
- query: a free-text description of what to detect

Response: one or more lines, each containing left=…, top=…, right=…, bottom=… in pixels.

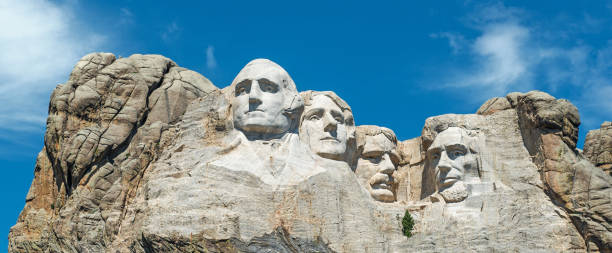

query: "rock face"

left=9, top=54, right=612, bottom=252
left=584, top=122, right=612, bottom=175
left=9, top=53, right=216, bottom=252
left=513, top=92, right=612, bottom=251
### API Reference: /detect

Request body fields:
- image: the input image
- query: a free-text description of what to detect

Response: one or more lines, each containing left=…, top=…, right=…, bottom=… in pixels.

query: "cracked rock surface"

left=584, top=122, right=612, bottom=176
left=9, top=53, right=216, bottom=252
left=8, top=53, right=612, bottom=252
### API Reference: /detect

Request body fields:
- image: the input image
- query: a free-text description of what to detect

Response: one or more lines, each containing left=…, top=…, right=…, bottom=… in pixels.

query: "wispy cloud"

left=432, top=2, right=612, bottom=135
left=119, top=7, right=133, bottom=25
left=460, top=23, right=530, bottom=95
left=0, top=0, right=104, bottom=133
left=430, top=32, right=467, bottom=54
left=433, top=3, right=533, bottom=96
left=206, top=45, right=217, bottom=70
left=161, top=21, right=180, bottom=42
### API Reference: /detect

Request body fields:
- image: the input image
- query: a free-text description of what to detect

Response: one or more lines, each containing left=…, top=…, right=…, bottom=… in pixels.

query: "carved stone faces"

left=355, top=126, right=399, bottom=202
left=299, top=91, right=355, bottom=161
left=231, top=59, right=303, bottom=139
left=427, top=127, right=479, bottom=203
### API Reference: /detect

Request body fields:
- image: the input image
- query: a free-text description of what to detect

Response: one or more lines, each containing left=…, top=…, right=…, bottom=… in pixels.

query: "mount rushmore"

left=8, top=53, right=612, bottom=252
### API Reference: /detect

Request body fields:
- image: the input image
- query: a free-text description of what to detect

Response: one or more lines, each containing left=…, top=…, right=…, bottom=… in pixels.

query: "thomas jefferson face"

left=232, top=60, right=292, bottom=135
left=427, top=127, right=478, bottom=202
left=355, top=133, right=399, bottom=202
left=300, top=95, right=349, bottom=160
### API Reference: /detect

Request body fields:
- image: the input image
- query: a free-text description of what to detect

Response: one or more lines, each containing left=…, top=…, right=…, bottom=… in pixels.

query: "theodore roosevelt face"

left=355, top=132, right=399, bottom=202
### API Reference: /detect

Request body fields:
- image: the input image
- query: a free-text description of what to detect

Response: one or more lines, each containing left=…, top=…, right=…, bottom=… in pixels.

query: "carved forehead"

left=428, top=127, right=470, bottom=151
left=307, top=95, right=341, bottom=111
left=362, top=133, right=397, bottom=153
left=230, top=59, right=297, bottom=93
left=301, top=91, right=354, bottom=125
left=357, top=125, right=397, bottom=145
left=303, top=91, right=351, bottom=111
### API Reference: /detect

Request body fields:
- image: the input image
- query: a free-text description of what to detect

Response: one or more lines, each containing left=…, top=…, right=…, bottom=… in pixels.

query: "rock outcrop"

left=513, top=92, right=612, bottom=251
left=585, top=121, right=612, bottom=175
left=9, top=53, right=216, bottom=252
left=9, top=53, right=612, bottom=252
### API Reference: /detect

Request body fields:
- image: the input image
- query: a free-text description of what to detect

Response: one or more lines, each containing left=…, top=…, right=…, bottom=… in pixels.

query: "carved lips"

left=370, top=173, right=393, bottom=191
left=244, top=109, right=266, bottom=115
left=439, top=176, right=460, bottom=186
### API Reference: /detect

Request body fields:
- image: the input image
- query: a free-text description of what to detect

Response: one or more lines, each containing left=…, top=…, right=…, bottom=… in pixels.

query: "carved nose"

left=378, top=153, right=395, bottom=175
left=437, top=151, right=452, bottom=174
left=249, top=81, right=263, bottom=104
left=323, top=113, right=337, bottom=132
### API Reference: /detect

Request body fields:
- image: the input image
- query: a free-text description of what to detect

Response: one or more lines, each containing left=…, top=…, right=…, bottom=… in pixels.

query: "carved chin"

left=314, top=144, right=346, bottom=160
left=370, top=188, right=395, bottom=202
left=439, top=181, right=468, bottom=203
left=237, top=117, right=290, bottom=134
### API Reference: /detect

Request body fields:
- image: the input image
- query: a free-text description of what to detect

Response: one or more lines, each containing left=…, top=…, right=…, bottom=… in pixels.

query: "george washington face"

left=231, top=59, right=301, bottom=138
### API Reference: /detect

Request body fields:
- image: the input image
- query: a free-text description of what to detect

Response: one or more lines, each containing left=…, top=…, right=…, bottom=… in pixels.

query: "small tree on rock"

left=402, top=210, right=414, bottom=238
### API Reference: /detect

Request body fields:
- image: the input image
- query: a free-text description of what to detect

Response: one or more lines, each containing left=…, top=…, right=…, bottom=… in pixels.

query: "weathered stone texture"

left=476, top=96, right=512, bottom=115
left=8, top=55, right=612, bottom=253
left=399, top=110, right=585, bottom=252
left=513, top=91, right=612, bottom=251
left=584, top=121, right=612, bottom=175
left=9, top=53, right=217, bottom=252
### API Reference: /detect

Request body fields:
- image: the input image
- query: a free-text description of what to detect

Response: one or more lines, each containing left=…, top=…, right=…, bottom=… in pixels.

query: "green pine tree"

left=402, top=210, right=414, bottom=238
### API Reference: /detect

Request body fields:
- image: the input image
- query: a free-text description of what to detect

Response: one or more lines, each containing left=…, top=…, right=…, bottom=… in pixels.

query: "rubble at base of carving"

left=8, top=53, right=612, bottom=252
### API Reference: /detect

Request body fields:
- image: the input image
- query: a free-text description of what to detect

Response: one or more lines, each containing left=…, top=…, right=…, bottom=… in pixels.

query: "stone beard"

left=299, top=91, right=355, bottom=162
left=230, top=59, right=303, bottom=139
left=355, top=126, right=399, bottom=202
left=427, top=127, right=479, bottom=203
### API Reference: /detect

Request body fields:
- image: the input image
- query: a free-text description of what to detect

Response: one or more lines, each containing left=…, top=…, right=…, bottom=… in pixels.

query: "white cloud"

left=0, top=0, right=104, bottom=132
left=461, top=23, right=530, bottom=95
left=433, top=2, right=612, bottom=136
left=206, top=45, right=217, bottom=70
left=429, top=3, right=534, bottom=97
left=437, top=3, right=612, bottom=99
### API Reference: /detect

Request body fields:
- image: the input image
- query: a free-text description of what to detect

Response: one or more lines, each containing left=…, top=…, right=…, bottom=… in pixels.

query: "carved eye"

left=363, top=151, right=383, bottom=163
left=330, top=111, right=344, bottom=123
left=431, top=152, right=440, bottom=160
left=235, top=80, right=250, bottom=96
left=308, top=114, right=321, bottom=120
left=258, top=80, right=279, bottom=93
left=236, top=87, right=246, bottom=96
left=368, top=156, right=382, bottom=164
left=448, top=149, right=465, bottom=159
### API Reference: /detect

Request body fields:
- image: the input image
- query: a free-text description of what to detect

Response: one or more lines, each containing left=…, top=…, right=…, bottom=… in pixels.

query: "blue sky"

left=2, top=0, right=611, bottom=249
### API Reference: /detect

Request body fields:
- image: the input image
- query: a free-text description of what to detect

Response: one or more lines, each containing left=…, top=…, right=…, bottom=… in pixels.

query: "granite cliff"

left=8, top=53, right=612, bottom=252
